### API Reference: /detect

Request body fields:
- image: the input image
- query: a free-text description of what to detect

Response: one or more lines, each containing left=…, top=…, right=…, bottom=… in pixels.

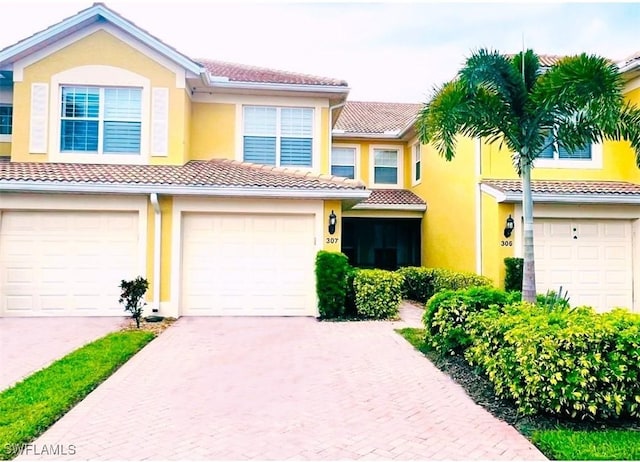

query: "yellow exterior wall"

left=0, top=143, right=10, bottom=155
left=12, top=29, right=188, bottom=164
left=145, top=195, right=173, bottom=304
left=323, top=200, right=342, bottom=251
left=480, top=195, right=516, bottom=287
left=319, top=108, right=330, bottom=174
left=413, top=137, right=477, bottom=272
left=189, top=102, right=236, bottom=160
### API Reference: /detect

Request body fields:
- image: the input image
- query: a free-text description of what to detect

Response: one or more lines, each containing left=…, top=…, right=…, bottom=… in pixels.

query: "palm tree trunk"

left=521, top=157, right=537, bottom=302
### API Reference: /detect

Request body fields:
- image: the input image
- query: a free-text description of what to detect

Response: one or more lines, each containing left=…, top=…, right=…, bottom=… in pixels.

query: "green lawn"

left=0, top=330, right=155, bottom=460
left=396, top=327, right=640, bottom=461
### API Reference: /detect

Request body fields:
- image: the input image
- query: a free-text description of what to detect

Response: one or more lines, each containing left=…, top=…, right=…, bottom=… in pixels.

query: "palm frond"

left=511, top=49, right=541, bottom=93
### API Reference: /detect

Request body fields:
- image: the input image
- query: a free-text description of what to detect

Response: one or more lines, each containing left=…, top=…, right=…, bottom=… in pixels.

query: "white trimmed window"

left=535, top=131, right=601, bottom=169
left=331, top=147, right=356, bottom=179
left=60, top=86, right=142, bottom=155
left=412, top=143, right=421, bottom=184
left=0, top=104, right=12, bottom=135
left=243, top=106, right=313, bottom=167
left=373, top=148, right=400, bottom=186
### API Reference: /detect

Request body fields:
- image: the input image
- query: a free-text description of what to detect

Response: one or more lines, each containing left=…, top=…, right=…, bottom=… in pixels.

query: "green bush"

left=353, top=269, right=403, bottom=319
left=119, top=276, right=149, bottom=329
left=504, top=257, right=523, bottom=292
left=466, top=303, right=640, bottom=420
left=315, top=251, right=351, bottom=318
left=396, top=266, right=493, bottom=303
left=344, top=267, right=358, bottom=317
left=423, top=287, right=518, bottom=355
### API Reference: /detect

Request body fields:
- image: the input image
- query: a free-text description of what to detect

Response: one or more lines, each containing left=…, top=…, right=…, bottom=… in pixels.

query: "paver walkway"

left=17, top=304, right=546, bottom=460
left=0, top=317, right=126, bottom=391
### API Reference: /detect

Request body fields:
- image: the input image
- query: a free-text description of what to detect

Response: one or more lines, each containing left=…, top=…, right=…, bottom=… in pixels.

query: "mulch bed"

left=120, top=316, right=177, bottom=336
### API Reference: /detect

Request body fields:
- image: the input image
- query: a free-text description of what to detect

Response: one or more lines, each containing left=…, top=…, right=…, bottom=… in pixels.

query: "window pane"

left=281, top=108, right=313, bottom=137
left=104, top=121, right=141, bottom=153
left=374, top=149, right=398, bottom=167
left=375, top=166, right=397, bottom=184
left=559, top=143, right=591, bottom=159
left=415, top=160, right=421, bottom=181
left=332, top=147, right=355, bottom=166
left=244, top=136, right=276, bottom=165
left=0, top=105, right=11, bottom=135
left=244, top=107, right=277, bottom=136
left=61, top=120, right=99, bottom=152
left=281, top=137, right=312, bottom=166
left=61, top=87, right=99, bottom=118
left=331, top=165, right=355, bottom=179
left=104, top=88, right=142, bottom=119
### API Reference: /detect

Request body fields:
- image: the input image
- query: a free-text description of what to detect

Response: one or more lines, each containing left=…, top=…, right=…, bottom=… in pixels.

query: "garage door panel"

left=534, top=218, right=632, bottom=312
left=182, top=212, right=316, bottom=316
left=1, top=210, right=139, bottom=316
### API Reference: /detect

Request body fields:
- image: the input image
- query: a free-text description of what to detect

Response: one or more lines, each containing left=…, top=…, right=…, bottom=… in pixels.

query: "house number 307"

left=326, top=237, right=339, bottom=244
left=500, top=240, right=513, bottom=247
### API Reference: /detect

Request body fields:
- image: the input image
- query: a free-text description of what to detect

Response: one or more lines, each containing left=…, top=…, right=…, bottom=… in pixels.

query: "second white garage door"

left=534, top=218, right=633, bottom=311
left=181, top=213, right=316, bottom=316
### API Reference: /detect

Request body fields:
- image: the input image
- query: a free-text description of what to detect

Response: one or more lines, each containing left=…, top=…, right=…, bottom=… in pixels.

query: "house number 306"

left=326, top=237, right=339, bottom=244
left=500, top=240, right=513, bottom=247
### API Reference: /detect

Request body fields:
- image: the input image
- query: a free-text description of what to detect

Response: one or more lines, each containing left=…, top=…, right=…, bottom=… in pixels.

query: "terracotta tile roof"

left=620, top=50, right=640, bottom=67
left=354, top=189, right=426, bottom=209
left=482, top=179, right=640, bottom=196
left=0, top=158, right=365, bottom=191
left=334, top=101, right=422, bottom=135
left=197, top=59, right=348, bottom=87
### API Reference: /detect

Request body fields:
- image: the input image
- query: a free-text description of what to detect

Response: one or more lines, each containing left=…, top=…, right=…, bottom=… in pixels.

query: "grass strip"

left=532, top=429, right=640, bottom=460
left=0, top=330, right=154, bottom=460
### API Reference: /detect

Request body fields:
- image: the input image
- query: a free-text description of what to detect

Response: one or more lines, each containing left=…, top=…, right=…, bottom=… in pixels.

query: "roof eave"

left=0, top=181, right=370, bottom=200
left=208, top=81, right=350, bottom=95
left=0, top=4, right=204, bottom=76
left=499, top=191, right=640, bottom=205
left=331, top=131, right=403, bottom=140
left=351, top=203, right=426, bottom=211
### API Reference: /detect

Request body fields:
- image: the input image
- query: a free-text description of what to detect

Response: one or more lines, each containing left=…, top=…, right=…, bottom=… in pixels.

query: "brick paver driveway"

left=0, top=317, right=125, bottom=392
left=19, top=307, right=545, bottom=460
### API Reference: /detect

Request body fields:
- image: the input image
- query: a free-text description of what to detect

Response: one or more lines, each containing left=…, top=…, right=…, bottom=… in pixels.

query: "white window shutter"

left=151, top=87, right=169, bottom=156
left=29, top=83, right=49, bottom=153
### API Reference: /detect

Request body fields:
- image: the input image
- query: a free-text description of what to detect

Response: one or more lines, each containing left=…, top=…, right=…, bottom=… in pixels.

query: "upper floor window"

left=412, top=143, right=421, bottom=184
left=535, top=131, right=601, bottom=169
left=0, top=104, right=12, bottom=136
left=331, top=147, right=356, bottom=179
left=373, top=148, right=400, bottom=186
left=60, top=86, right=141, bottom=154
left=243, top=106, right=313, bottom=167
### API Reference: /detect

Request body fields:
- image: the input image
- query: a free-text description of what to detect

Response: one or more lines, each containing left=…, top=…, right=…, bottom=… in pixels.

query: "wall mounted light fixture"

left=328, top=210, right=337, bottom=235
left=503, top=214, right=515, bottom=238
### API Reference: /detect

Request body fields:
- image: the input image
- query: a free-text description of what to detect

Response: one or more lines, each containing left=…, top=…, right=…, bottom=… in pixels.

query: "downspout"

left=475, top=137, right=483, bottom=275
left=149, top=193, right=162, bottom=313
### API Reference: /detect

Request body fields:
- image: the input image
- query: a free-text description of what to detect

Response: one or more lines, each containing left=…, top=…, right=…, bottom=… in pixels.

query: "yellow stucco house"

left=1, top=3, right=640, bottom=317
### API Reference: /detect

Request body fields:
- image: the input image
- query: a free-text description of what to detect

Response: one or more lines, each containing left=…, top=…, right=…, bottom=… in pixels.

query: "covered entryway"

left=534, top=218, right=633, bottom=311
left=0, top=210, right=140, bottom=316
left=181, top=212, right=317, bottom=316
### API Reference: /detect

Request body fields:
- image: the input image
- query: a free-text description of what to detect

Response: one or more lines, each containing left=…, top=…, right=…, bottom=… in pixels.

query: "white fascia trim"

left=0, top=181, right=370, bottom=200
left=618, top=59, right=640, bottom=74
left=351, top=203, right=426, bottom=212
left=499, top=191, right=640, bottom=205
left=479, top=183, right=507, bottom=202
left=332, top=132, right=402, bottom=140
left=0, top=5, right=204, bottom=76
left=209, top=81, right=350, bottom=95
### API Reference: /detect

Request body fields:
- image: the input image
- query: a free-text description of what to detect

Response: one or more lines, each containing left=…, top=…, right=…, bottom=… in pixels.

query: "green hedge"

left=423, top=287, right=519, bottom=355
left=315, top=251, right=350, bottom=318
left=353, top=269, right=403, bottom=319
left=466, top=303, right=640, bottom=420
left=397, top=266, right=493, bottom=303
left=504, top=257, right=523, bottom=292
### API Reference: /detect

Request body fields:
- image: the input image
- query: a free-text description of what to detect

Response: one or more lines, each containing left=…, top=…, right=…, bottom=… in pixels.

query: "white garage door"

left=181, top=213, right=316, bottom=316
left=0, top=211, right=139, bottom=316
left=534, top=218, right=633, bottom=311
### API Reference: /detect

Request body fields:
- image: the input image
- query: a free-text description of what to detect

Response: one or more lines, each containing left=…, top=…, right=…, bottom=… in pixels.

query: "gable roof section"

left=481, top=179, right=640, bottom=204
left=334, top=101, right=422, bottom=139
left=0, top=158, right=368, bottom=200
left=0, top=3, right=203, bottom=75
left=198, top=59, right=348, bottom=87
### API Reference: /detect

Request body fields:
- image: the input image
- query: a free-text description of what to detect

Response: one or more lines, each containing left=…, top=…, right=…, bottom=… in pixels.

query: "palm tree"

left=416, top=49, right=640, bottom=302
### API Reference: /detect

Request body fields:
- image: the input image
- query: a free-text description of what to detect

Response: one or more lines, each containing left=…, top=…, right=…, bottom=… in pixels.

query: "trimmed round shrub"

left=353, top=269, right=403, bottom=319
left=397, top=266, right=493, bottom=304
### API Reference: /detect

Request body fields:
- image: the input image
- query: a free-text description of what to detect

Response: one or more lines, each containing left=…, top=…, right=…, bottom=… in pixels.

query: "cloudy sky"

left=1, top=1, right=639, bottom=103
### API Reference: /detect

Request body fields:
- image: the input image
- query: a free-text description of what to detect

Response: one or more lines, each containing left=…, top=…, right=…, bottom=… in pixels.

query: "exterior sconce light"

left=328, top=210, right=337, bottom=235
left=504, top=214, right=515, bottom=238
